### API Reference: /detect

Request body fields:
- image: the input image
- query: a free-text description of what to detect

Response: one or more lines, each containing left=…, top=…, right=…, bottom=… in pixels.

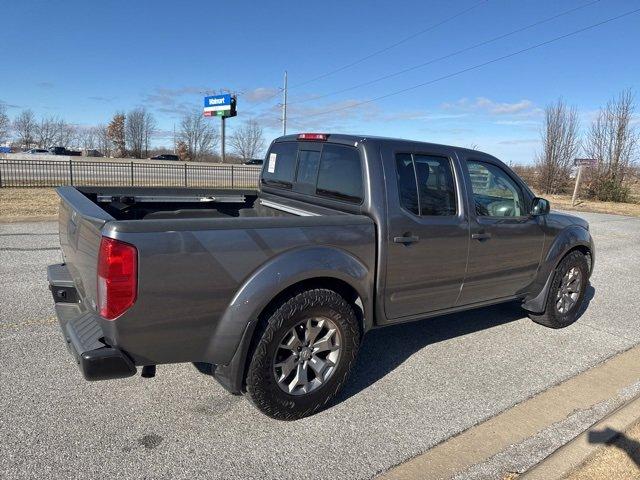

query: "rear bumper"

left=48, top=263, right=137, bottom=381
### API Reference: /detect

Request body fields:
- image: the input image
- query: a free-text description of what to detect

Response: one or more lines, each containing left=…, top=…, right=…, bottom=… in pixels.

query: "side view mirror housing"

left=531, top=197, right=550, bottom=216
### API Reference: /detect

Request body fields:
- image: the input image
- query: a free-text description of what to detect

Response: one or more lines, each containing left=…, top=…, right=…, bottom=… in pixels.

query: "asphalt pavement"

left=1, top=212, right=639, bottom=479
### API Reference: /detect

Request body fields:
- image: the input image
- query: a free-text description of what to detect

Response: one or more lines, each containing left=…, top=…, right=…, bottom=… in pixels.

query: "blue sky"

left=1, top=0, right=639, bottom=163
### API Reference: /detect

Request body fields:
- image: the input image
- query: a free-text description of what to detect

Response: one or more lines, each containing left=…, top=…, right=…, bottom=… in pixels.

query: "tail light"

left=97, top=237, right=137, bottom=320
left=298, top=133, right=328, bottom=141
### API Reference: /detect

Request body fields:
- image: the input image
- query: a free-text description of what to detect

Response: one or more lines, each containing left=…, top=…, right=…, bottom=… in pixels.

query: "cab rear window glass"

left=262, top=142, right=298, bottom=188
left=316, top=145, right=363, bottom=203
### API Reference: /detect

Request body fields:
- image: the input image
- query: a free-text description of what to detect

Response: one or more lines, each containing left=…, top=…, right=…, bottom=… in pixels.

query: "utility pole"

left=173, top=123, right=176, bottom=154
left=282, top=70, right=288, bottom=135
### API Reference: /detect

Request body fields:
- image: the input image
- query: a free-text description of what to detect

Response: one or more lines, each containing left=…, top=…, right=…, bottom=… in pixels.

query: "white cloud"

left=442, top=97, right=540, bottom=116
left=497, top=138, right=539, bottom=146
left=243, top=87, right=280, bottom=103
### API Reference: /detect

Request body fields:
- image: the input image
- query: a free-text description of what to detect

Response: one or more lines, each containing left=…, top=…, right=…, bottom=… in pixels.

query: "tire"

left=528, top=250, right=589, bottom=329
left=246, top=288, right=361, bottom=420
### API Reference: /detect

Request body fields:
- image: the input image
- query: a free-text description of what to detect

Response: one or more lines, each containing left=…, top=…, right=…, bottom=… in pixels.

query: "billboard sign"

left=204, top=94, right=231, bottom=113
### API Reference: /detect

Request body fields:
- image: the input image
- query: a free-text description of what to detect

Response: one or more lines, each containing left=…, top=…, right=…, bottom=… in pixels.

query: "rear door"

left=383, top=147, right=469, bottom=319
left=457, top=153, right=545, bottom=305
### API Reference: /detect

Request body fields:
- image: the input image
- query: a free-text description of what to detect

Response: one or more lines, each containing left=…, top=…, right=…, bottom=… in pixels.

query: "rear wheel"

left=528, top=250, right=589, bottom=328
left=246, top=288, right=360, bottom=420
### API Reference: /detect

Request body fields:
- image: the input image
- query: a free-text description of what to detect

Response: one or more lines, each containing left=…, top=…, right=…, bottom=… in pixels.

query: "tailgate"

left=56, top=186, right=114, bottom=310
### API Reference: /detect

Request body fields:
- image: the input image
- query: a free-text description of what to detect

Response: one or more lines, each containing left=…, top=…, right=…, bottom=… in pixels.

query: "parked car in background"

left=0, top=146, right=12, bottom=154
left=49, top=146, right=81, bottom=156
left=244, top=158, right=263, bottom=165
left=48, top=133, right=595, bottom=420
left=150, top=154, right=180, bottom=161
left=24, top=148, right=50, bottom=154
left=84, top=149, right=104, bottom=158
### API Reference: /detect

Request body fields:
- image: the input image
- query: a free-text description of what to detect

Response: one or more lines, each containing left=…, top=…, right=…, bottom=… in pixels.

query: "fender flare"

left=522, top=225, right=594, bottom=313
left=205, top=245, right=373, bottom=393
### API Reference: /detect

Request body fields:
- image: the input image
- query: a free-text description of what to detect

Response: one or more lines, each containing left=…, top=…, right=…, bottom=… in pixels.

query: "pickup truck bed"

left=51, top=185, right=375, bottom=386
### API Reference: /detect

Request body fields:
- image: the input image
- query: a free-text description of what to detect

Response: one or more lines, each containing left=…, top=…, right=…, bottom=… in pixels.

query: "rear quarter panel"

left=102, top=216, right=375, bottom=366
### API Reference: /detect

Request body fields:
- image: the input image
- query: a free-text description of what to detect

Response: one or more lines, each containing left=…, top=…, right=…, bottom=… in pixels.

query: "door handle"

left=393, top=234, right=420, bottom=245
left=472, top=232, right=492, bottom=241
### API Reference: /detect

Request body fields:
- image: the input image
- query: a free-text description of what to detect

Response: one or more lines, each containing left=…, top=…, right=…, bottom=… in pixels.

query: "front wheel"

left=528, top=250, right=589, bottom=329
left=246, top=289, right=361, bottom=420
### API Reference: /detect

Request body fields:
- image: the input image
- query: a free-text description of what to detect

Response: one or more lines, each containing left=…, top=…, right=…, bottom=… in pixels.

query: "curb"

left=522, top=391, right=640, bottom=479
left=377, top=345, right=640, bottom=480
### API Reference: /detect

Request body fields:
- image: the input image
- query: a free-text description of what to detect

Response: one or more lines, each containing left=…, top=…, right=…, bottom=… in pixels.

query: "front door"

left=458, top=157, right=545, bottom=305
left=384, top=150, right=469, bottom=320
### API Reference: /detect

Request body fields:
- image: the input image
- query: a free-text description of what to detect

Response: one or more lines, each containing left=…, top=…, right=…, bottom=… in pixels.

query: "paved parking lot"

left=1, top=211, right=639, bottom=479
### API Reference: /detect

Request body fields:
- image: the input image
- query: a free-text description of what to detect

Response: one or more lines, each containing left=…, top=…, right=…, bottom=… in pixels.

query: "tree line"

left=0, top=105, right=265, bottom=163
left=525, top=89, right=639, bottom=203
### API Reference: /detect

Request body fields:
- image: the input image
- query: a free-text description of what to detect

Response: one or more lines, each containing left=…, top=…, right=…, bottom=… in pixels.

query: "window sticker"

left=267, top=153, right=277, bottom=173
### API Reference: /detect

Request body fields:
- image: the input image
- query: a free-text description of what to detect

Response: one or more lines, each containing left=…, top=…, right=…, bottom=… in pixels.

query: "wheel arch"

left=523, top=226, right=594, bottom=313
left=208, top=246, right=373, bottom=394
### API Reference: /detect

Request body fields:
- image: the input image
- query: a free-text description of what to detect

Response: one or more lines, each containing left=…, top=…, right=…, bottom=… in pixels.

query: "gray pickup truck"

left=48, top=133, right=594, bottom=420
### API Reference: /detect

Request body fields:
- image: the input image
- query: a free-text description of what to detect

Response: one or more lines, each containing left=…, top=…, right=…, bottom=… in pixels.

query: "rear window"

left=296, top=149, right=321, bottom=188
left=316, top=144, right=363, bottom=203
left=262, top=142, right=298, bottom=188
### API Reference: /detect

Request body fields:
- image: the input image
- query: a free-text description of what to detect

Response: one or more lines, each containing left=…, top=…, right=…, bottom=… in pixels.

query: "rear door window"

left=395, top=153, right=457, bottom=216
left=316, top=144, right=363, bottom=203
left=262, top=142, right=298, bottom=188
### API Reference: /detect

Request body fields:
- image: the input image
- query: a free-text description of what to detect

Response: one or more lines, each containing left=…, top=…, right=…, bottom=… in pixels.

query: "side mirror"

left=531, top=197, right=550, bottom=216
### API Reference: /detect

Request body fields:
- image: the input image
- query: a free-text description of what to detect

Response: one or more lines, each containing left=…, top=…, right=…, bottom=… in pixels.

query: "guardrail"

left=0, top=159, right=261, bottom=189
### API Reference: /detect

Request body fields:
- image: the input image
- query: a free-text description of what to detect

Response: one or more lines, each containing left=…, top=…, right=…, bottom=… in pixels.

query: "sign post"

left=221, top=116, right=225, bottom=163
left=572, top=158, right=597, bottom=206
left=203, top=94, right=237, bottom=163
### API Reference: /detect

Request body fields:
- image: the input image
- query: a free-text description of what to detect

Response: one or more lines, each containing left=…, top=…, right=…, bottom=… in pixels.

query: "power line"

left=287, top=0, right=601, bottom=106
left=287, top=7, right=640, bottom=122
left=249, top=0, right=488, bottom=107
left=290, top=0, right=489, bottom=89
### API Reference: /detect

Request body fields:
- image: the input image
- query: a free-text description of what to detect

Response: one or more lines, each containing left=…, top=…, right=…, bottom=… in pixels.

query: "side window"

left=467, top=161, right=525, bottom=217
left=395, top=153, right=456, bottom=216
left=316, top=144, right=363, bottom=203
left=262, top=142, right=298, bottom=188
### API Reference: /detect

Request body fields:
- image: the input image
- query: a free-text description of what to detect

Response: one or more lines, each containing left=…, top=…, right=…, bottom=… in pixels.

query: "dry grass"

left=1, top=187, right=640, bottom=222
left=565, top=420, right=640, bottom=479
left=0, top=188, right=59, bottom=221
left=543, top=193, right=640, bottom=217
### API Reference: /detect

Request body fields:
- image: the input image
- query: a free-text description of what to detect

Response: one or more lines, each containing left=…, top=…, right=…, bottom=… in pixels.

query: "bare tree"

left=585, top=89, right=639, bottom=201
left=535, top=99, right=580, bottom=194
left=78, top=126, right=98, bottom=151
left=57, top=121, right=78, bottom=148
left=107, top=113, right=126, bottom=157
left=178, top=110, right=219, bottom=161
left=143, top=111, right=156, bottom=158
left=13, top=109, right=37, bottom=149
left=126, top=107, right=156, bottom=158
left=35, top=115, right=61, bottom=148
left=176, top=140, right=188, bottom=161
left=0, top=104, right=10, bottom=145
left=229, top=119, right=265, bottom=162
left=95, top=124, right=111, bottom=157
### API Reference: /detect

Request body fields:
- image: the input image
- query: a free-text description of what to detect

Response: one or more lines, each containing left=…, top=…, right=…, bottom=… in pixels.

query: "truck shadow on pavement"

left=332, top=285, right=595, bottom=406
left=588, top=427, right=640, bottom=467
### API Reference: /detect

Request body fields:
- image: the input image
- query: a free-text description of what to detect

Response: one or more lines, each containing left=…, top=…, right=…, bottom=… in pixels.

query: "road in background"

left=1, top=212, right=639, bottom=479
